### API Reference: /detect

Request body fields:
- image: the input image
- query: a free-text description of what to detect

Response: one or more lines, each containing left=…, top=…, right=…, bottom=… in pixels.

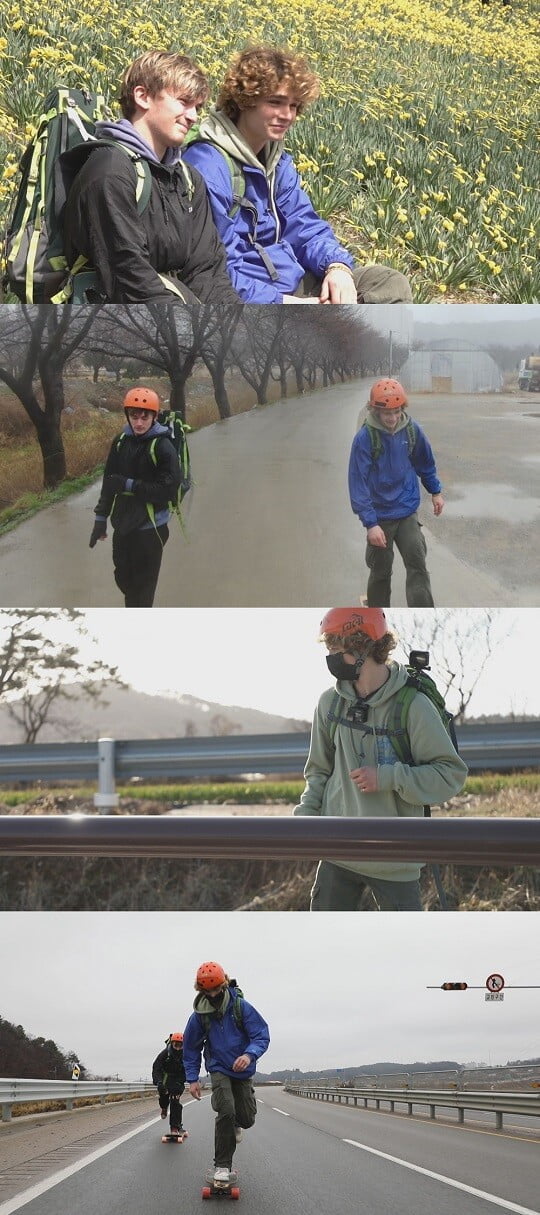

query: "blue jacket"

left=183, top=986, right=270, bottom=1081
left=348, top=414, right=442, bottom=528
left=182, top=110, right=354, bottom=303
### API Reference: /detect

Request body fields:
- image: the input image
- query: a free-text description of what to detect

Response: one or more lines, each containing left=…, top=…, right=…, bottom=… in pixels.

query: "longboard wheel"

left=202, top=1187, right=212, bottom=1199
left=230, top=1187, right=240, bottom=1200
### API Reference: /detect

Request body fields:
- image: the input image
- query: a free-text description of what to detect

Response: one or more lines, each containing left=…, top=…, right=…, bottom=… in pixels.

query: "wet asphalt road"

left=0, top=384, right=538, bottom=607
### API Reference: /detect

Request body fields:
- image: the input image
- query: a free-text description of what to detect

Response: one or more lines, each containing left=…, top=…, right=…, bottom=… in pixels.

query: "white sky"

left=0, top=913, right=536, bottom=1081
left=8, top=606, right=535, bottom=722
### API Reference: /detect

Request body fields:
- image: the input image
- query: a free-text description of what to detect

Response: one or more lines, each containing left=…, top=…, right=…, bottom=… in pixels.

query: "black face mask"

left=326, top=652, right=362, bottom=681
left=207, top=992, right=225, bottom=1008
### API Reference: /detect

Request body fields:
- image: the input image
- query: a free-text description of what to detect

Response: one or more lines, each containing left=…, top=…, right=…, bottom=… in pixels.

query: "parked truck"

left=518, top=355, right=540, bottom=391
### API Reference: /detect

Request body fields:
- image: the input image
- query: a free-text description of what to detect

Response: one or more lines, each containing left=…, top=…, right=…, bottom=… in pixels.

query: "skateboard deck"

left=202, top=1169, right=239, bottom=1200
left=162, top=1131, right=188, bottom=1144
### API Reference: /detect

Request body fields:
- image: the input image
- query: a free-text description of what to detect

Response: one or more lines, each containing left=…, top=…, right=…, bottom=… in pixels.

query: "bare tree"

left=390, top=609, right=510, bottom=722
left=0, top=305, right=102, bottom=486
left=0, top=609, right=124, bottom=743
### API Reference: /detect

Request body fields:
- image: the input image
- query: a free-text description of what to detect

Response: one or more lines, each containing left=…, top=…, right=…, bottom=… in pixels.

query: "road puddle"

left=444, top=482, right=540, bottom=522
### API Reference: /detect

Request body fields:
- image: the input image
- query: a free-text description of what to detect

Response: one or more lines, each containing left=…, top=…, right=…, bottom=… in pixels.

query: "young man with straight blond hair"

left=63, top=51, right=241, bottom=304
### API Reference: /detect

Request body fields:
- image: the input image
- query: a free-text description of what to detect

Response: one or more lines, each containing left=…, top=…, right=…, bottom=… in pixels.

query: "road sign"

left=485, top=992, right=504, bottom=1002
left=486, top=973, right=505, bottom=992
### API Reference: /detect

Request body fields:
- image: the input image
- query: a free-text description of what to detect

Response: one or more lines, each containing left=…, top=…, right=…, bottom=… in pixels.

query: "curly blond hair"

left=217, top=46, right=320, bottom=119
left=120, top=51, right=210, bottom=119
left=322, top=631, right=397, bottom=665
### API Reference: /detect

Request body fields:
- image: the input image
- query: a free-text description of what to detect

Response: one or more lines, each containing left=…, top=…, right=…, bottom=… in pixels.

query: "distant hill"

left=0, top=683, right=310, bottom=744
left=256, top=1057, right=540, bottom=1084
left=0, top=1015, right=86, bottom=1079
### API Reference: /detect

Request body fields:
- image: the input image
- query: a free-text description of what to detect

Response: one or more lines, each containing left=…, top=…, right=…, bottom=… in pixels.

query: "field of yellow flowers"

left=0, top=0, right=538, bottom=301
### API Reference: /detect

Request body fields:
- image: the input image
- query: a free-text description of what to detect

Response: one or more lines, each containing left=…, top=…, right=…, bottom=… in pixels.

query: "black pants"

left=159, top=1088, right=184, bottom=1130
left=112, top=525, right=169, bottom=607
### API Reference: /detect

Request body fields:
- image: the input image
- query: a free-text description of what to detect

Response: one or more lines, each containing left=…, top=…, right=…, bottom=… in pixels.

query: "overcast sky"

left=4, top=607, right=537, bottom=722
left=0, top=913, right=537, bottom=1080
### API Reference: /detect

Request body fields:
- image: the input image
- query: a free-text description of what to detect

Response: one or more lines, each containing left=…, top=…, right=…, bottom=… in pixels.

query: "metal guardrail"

left=0, top=1078, right=155, bottom=1122
left=0, top=721, right=538, bottom=798
left=0, top=815, right=539, bottom=864
left=285, top=1083, right=540, bottom=1130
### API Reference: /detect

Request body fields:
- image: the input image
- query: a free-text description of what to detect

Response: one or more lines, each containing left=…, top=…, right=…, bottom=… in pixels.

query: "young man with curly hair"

left=293, top=608, right=467, bottom=911
left=62, top=51, right=241, bottom=305
left=349, top=378, right=444, bottom=607
left=183, top=46, right=412, bottom=305
left=183, top=962, right=270, bottom=1187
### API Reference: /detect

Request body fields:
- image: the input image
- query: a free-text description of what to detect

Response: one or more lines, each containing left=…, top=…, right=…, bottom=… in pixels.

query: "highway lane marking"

left=342, top=1139, right=539, bottom=1215
left=0, top=1115, right=161, bottom=1215
left=272, top=1108, right=290, bottom=1116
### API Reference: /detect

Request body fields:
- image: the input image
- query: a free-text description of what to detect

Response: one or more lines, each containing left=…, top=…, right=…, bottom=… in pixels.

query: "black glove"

left=89, top=519, right=107, bottom=548
left=105, top=474, right=127, bottom=494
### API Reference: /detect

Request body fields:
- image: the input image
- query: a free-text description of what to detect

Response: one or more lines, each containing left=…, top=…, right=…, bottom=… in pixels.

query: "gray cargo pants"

left=295, top=264, right=413, bottom=303
left=211, top=1072, right=257, bottom=1168
left=365, top=512, right=435, bottom=606
left=310, top=860, right=423, bottom=911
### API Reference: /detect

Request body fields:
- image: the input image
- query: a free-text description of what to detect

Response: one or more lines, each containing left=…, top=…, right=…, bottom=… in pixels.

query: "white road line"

left=0, top=1116, right=161, bottom=1215
left=272, top=1108, right=290, bottom=1116
left=342, top=1139, right=539, bottom=1215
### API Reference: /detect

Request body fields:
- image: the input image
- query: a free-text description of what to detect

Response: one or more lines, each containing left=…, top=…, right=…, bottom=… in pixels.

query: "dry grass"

left=0, top=370, right=298, bottom=514
left=0, top=788, right=537, bottom=911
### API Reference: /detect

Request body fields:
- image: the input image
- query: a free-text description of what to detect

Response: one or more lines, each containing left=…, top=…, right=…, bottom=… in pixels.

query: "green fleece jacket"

left=293, top=662, right=468, bottom=882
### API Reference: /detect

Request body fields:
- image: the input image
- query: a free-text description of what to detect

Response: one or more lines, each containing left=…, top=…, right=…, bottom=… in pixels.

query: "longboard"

left=202, top=1169, right=239, bottom=1200
left=162, top=1130, right=189, bottom=1144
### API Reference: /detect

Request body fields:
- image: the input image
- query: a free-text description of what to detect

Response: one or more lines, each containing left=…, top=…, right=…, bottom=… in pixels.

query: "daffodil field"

left=0, top=0, right=538, bottom=300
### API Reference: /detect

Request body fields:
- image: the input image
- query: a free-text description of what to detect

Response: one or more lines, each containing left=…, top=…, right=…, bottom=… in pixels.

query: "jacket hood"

left=367, top=408, right=410, bottom=435
left=122, top=421, right=170, bottom=439
left=194, top=108, right=284, bottom=177
left=95, top=118, right=183, bottom=166
left=333, top=661, right=410, bottom=707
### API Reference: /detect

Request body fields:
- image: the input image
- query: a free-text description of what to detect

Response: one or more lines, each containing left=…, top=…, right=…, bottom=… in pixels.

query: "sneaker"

left=234, top=1126, right=243, bottom=1143
left=170, top=1127, right=182, bottom=1136
left=214, top=1167, right=230, bottom=1184
left=160, top=1110, right=167, bottom=1119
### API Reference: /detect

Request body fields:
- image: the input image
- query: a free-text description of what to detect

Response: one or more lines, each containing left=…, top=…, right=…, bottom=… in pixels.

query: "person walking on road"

left=294, top=608, right=468, bottom=911
left=89, top=386, right=180, bottom=607
left=183, top=962, right=270, bottom=1185
left=348, top=378, right=444, bottom=606
left=152, top=1032, right=187, bottom=1135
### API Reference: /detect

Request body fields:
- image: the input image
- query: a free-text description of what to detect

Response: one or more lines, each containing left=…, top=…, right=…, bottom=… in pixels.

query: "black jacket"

left=152, top=1044, right=186, bottom=1093
left=63, top=144, right=241, bottom=305
left=95, top=423, right=181, bottom=537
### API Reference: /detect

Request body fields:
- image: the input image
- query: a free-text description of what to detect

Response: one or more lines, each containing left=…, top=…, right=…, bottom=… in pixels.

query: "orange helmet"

left=123, top=386, right=160, bottom=413
left=170, top=1032, right=183, bottom=1043
left=369, top=379, right=407, bottom=410
left=320, top=608, right=387, bottom=643
left=196, top=962, right=227, bottom=990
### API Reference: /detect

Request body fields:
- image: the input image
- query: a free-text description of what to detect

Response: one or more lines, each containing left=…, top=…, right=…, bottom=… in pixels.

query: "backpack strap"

left=405, top=418, right=417, bottom=456
left=50, top=142, right=153, bottom=302
left=362, top=422, right=382, bottom=461
left=186, top=138, right=280, bottom=282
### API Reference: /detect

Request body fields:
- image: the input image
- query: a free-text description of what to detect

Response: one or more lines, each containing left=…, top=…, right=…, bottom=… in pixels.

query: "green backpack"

left=362, top=419, right=417, bottom=462
left=4, top=85, right=193, bottom=304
